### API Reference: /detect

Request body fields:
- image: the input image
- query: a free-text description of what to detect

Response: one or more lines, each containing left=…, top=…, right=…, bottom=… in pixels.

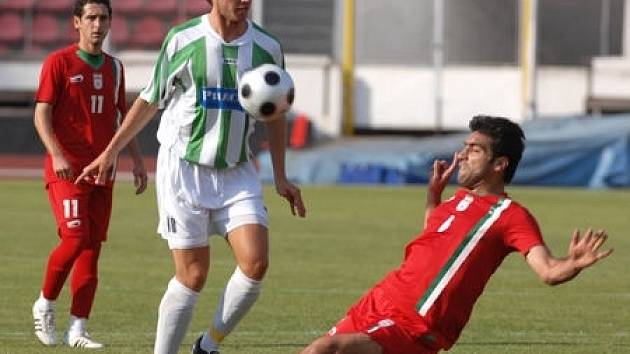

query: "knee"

left=302, top=337, right=337, bottom=354
left=238, top=258, right=268, bottom=281
left=176, top=266, right=208, bottom=292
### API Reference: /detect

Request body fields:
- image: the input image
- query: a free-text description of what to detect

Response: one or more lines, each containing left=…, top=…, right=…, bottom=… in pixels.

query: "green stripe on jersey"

left=214, top=45, right=239, bottom=168
left=252, top=22, right=284, bottom=68
left=181, top=38, right=208, bottom=163
left=416, top=198, right=512, bottom=316
left=252, top=43, right=276, bottom=67
left=149, top=17, right=202, bottom=103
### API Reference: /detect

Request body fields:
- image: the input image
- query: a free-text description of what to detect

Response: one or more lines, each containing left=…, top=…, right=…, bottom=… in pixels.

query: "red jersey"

left=36, top=44, right=126, bottom=184
left=377, top=188, right=543, bottom=349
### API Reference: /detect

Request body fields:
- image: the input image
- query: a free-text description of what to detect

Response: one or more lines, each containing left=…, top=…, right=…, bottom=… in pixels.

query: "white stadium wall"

left=0, top=54, right=589, bottom=136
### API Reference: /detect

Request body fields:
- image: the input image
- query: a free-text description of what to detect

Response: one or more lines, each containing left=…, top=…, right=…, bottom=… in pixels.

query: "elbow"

left=541, top=276, right=561, bottom=286
left=537, top=268, right=563, bottom=286
left=538, top=269, right=579, bottom=286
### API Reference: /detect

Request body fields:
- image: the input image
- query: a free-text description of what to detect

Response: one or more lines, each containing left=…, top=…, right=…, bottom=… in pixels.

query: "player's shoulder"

left=249, top=20, right=284, bottom=64
left=164, top=16, right=205, bottom=43
left=250, top=20, right=281, bottom=43
left=502, top=195, right=537, bottom=223
left=44, top=44, right=76, bottom=61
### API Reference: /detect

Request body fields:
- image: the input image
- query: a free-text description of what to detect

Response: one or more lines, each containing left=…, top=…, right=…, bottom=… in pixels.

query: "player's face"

left=215, top=0, right=251, bottom=22
left=456, top=131, right=495, bottom=189
left=74, top=3, right=111, bottom=48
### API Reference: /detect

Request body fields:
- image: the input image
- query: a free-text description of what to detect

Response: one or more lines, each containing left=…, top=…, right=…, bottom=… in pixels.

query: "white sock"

left=154, top=277, right=199, bottom=354
left=36, top=291, right=55, bottom=310
left=67, top=315, right=86, bottom=335
left=209, top=267, right=262, bottom=344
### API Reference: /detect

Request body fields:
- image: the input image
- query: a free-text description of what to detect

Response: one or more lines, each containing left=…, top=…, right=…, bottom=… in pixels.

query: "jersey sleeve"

left=503, top=205, right=544, bottom=256
left=139, top=32, right=177, bottom=109
left=35, top=54, right=62, bottom=104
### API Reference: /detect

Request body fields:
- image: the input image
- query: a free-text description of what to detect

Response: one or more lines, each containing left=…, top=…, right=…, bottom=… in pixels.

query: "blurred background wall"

left=1, top=0, right=629, bottom=148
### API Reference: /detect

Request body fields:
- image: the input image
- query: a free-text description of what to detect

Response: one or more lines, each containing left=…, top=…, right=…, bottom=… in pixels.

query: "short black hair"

left=74, top=0, right=112, bottom=18
left=469, top=115, right=525, bottom=183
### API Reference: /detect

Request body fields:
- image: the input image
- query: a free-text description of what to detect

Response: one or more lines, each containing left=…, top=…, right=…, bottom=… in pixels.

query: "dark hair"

left=469, top=115, right=525, bottom=183
left=74, top=0, right=112, bottom=18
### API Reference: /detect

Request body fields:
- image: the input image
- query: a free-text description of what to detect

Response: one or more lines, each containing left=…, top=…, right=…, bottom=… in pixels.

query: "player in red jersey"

left=32, top=0, right=147, bottom=349
left=301, top=116, right=613, bottom=354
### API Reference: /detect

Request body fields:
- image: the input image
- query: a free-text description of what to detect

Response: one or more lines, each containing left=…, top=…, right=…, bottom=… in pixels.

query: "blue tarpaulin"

left=256, top=115, right=630, bottom=188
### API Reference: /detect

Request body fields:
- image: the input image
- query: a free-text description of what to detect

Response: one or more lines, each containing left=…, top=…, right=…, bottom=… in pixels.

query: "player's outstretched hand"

left=275, top=178, right=306, bottom=218
left=568, top=228, right=613, bottom=269
left=75, top=151, right=115, bottom=186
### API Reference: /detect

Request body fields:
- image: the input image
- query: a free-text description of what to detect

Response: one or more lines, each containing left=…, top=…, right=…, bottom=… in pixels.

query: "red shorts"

left=328, top=287, right=440, bottom=354
left=46, top=180, right=113, bottom=242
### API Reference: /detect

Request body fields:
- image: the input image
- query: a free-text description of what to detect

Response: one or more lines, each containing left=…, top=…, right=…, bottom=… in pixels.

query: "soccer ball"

left=238, top=64, right=295, bottom=121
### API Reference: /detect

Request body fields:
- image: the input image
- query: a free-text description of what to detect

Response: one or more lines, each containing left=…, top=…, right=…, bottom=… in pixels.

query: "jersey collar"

left=75, top=46, right=105, bottom=69
left=204, top=15, right=253, bottom=46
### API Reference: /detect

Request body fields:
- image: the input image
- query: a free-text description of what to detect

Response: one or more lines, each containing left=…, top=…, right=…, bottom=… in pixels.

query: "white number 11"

left=91, top=95, right=103, bottom=114
left=63, top=199, right=79, bottom=219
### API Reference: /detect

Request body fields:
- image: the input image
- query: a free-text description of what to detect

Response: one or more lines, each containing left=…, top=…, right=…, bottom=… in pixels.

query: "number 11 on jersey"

left=91, top=95, right=104, bottom=114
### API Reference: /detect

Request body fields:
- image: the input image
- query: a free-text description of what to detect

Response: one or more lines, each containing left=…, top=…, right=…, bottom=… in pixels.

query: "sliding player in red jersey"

left=301, top=115, right=613, bottom=354
left=32, top=0, right=147, bottom=349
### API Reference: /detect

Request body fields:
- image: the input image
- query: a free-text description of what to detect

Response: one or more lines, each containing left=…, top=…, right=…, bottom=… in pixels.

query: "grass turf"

left=0, top=180, right=628, bottom=353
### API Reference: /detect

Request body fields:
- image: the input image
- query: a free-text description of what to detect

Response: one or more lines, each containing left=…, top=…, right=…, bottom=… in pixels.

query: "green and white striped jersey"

left=140, top=16, right=284, bottom=168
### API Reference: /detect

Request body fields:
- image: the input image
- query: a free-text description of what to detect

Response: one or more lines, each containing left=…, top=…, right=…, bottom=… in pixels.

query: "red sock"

left=70, top=241, right=101, bottom=318
left=41, top=237, right=85, bottom=300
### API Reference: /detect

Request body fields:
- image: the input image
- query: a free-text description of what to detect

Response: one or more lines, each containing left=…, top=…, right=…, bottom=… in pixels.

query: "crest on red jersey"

left=93, top=73, right=103, bottom=90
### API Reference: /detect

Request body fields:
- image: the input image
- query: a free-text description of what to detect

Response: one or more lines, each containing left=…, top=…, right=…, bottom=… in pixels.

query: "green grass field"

left=1, top=179, right=628, bottom=353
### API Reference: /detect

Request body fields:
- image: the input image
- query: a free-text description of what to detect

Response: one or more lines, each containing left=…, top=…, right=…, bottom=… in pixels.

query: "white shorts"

left=155, top=145, right=268, bottom=249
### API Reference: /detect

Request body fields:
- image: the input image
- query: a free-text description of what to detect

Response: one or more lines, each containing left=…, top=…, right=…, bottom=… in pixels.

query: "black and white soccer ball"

left=238, top=63, right=295, bottom=121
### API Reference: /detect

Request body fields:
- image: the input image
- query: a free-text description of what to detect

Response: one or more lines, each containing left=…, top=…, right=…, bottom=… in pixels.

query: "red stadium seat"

left=114, top=0, right=145, bottom=15
left=0, top=0, right=35, bottom=11
left=109, top=16, right=130, bottom=48
left=148, top=0, right=178, bottom=15
left=129, top=16, right=165, bottom=49
left=36, top=0, right=74, bottom=13
left=63, top=17, right=79, bottom=42
left=32, top=14, right=61, bottom=45
left=186, top=0, right=210, bottom=16
left=0, top=12, right=25, bottom=44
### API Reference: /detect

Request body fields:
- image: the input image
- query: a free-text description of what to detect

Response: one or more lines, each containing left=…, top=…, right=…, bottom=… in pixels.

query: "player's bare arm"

left=526, top=228, right=613, bottom=285
left=75, top=98, right=158, bottom=185
left=34, top=102, right=73, bottom=181
left=265, top=114, right=306, bottom=217
left=424, top=152, right=459, bottom=227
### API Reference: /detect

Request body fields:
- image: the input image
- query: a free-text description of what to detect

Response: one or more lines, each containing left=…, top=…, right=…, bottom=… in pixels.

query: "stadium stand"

left=61, top=17, right=78, bottom=42
left=186, top=0, right=210, bottom=16
left=113, top=0, right=144, bottom=15
left=0, top=12, right=24, bottom=45
left=31, top=14, right=61, bottom=46
left=35, top=0, right=74, bottom=13
left=110, top=16, right=130, bottom=48
left=147, top=0, right=178, bottom=16
left=128, top=16, right=165, bottom=49
left=0, top=0, right=35, bottom=12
